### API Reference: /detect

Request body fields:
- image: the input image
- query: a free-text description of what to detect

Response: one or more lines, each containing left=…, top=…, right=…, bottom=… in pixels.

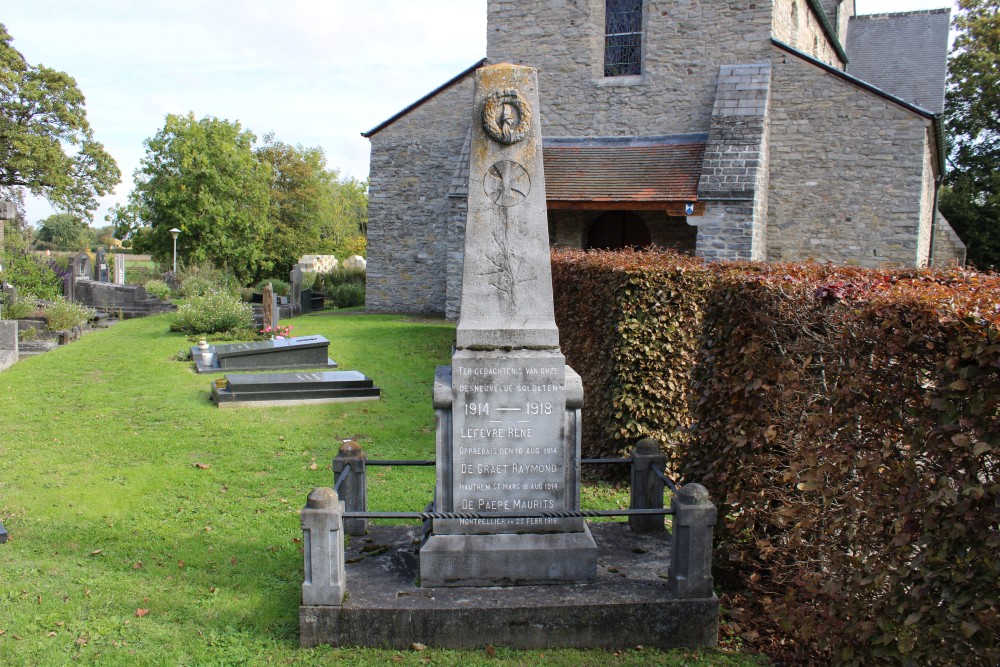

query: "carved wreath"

left=481, top=89, right=531, bottom=145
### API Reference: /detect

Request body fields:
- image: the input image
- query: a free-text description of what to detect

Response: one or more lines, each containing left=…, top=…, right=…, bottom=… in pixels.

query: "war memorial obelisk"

left=420, top=63, right=598, bottom=586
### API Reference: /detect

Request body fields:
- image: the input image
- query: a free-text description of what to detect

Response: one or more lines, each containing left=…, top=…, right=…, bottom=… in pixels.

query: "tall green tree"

left=255, top=136, right=330, bottom=278
left=111, top=113, right=270, bottom=283
left=940, top=0, right=1000, bottom=269
left=255, top=135, right=368, bottom=278
left=35, top=212, right=88, bottom=251
left=0, top=24, right=120, bottom=221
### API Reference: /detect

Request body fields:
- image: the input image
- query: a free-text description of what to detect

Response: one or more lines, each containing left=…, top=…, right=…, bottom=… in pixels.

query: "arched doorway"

left=585, top=211, right=652, bottom=250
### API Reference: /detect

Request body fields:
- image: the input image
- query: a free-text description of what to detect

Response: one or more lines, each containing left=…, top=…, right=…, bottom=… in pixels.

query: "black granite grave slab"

left=211, top=370, right=380, bottom=407
left=191, top=335, right=337, bottom=374
left=0, top=521, right=7, bottom=543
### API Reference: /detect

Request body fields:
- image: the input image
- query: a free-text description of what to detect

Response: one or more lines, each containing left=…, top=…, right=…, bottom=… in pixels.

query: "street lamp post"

left=169, top=228, right=181, bottom=274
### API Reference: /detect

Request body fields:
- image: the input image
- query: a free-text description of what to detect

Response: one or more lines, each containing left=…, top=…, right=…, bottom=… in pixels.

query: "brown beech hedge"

left=551, top=248, right=999, bottom=666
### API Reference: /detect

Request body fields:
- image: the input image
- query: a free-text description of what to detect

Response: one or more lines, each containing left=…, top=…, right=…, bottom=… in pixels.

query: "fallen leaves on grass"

left=193, top=462, right=210, bottom=469
left=135, top=608, right=149, bottom=618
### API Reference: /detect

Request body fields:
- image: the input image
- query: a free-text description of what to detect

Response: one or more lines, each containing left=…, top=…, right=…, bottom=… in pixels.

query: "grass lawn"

left=0, top=313, right=764, bottom=666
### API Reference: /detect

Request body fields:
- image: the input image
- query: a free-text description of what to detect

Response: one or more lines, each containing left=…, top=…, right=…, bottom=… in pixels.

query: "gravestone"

left=261, top=282, right=279, bottom=330
left=113, top=253, right=126, bottom=284
left=96, top=249, right=109, bottom=282
left=342, top=255, right=366, bottom=271
left=66, top=252, right=92, bottom=300
left=211, top=370, right=380, bottom=407
left=420, top=64, right=596, bottom=587
left=191, top=335, right=338, bottom=374
left=0, top=316, right=16, bottom=371
left=289, top=266, right=304, bottom=317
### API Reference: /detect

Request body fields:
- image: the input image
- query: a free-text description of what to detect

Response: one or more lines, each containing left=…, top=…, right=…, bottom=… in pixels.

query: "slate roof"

left=846, top=9, right=950, bottom=115
left=448, top=134, right=708, bottom=203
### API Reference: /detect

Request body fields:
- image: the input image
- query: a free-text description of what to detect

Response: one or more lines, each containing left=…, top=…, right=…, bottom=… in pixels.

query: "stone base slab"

left=299, top=523, right=718, bottom=649
left=419, top=526, right=597, bottom=587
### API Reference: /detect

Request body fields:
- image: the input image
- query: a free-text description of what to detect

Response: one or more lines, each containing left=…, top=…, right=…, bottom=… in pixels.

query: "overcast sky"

left=4, top=0, right=956, bottom=227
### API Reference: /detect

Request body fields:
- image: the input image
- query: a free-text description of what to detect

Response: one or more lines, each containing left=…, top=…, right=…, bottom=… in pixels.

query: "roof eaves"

left=773, top=39, right=944, bottom=174
left=361, top=58, right=487, bottom=138
left=805, top=0, right=849, bottom=65
left=773, top=39, right=934, bottom=119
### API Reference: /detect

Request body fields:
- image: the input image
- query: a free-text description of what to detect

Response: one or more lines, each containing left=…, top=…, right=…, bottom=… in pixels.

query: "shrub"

left=177, top=276, right=216, bottom=298
left=255, top=278, right=289, bottom=296
left=327, top=282, right=365, bottom=308
left=174, top=262, right=240, bottom=297
left=0, top=292, right=38, bottom=319
left=169, top=292, right=253, bottom=335
left=143, top=279, right=171, bottom=300
left=44, top=297, right=96, bottom=331
left=322, top=266, right=366, bottom=287
left=0, top=249, right=66, bottom=300
left=125, top=265, right=158, bottom=286
left=17, top=326, right=37, bottom=342
left=551, top=248, right=1000, bottom=666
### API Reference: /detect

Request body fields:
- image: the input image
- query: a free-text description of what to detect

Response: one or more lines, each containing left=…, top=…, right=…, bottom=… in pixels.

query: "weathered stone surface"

left=433, top=351, right=584, bottom=536
left=363, top=1, right=955, bottom=315
left=0, top=320, right=17, bottom=372
left=301, top=488, right=346, bottom=606
left=455, top=65, right=558, bottom=350
left=422, top=64, right=596, bottom=587
left=767, top=45, right=936, bottom=267
left=301, top=523, right=719, bottom=649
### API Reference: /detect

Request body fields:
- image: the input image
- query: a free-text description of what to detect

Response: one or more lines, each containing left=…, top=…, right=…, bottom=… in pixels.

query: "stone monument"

left=96, top=249, right=109, bottom=282
left=420, top=63, right=597, bottom=586
left=113, top=253, right=126, bottom=285
left=289, top=266, right=303, bottom=317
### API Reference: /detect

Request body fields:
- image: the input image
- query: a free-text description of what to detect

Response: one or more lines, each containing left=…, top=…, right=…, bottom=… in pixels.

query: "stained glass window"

left=604, top=0, right=642, bottom=77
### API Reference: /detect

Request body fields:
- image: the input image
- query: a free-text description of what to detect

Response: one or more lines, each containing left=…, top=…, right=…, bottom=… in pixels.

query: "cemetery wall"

left=487, top=0, right=773, bottom=138
left=766, top=47, right=935, bottom=267
left=551, top=247, right=1000, bottom=666
left=365, top=75, right=475, bottom=314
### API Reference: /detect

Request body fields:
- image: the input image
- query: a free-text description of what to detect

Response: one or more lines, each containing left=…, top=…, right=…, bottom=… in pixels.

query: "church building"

left=363, top=0, right=965, bottom=317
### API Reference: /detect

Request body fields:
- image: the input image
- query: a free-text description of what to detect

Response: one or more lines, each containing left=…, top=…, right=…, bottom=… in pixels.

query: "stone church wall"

left=771, top=0, right=846, bottom=67
left=766, top=47, right=934, bottom=267
left=487, top=0, right=773, bottom=137
left=365, top=77, right=475, bottom=313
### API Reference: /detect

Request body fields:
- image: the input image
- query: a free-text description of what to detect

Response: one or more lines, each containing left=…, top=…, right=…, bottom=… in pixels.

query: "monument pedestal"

left=420, top=526, right=597, bottom=587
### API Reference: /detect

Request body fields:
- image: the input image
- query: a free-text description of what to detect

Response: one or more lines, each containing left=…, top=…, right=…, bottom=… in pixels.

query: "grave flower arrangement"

left=260, top=324, right=293, bottom=340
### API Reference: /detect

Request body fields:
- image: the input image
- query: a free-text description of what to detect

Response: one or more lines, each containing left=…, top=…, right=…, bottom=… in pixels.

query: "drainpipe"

left=928, top=174, right=942, bottom=268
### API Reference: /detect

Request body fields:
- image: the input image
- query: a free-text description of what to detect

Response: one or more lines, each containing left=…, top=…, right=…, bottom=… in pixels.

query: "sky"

left=3, top=0, right=958, bottom=228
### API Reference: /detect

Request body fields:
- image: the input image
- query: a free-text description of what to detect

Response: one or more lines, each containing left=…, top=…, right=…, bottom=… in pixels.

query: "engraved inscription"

left=451, top=358, right=566, bottom=530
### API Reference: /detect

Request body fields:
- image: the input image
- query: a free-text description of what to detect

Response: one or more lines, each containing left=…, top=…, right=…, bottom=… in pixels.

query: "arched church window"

left=605, top=0, right=642, bottom=77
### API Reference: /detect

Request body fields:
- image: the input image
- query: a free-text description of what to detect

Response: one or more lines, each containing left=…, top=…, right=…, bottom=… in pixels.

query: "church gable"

left=363, top=1, right=956, bottom=315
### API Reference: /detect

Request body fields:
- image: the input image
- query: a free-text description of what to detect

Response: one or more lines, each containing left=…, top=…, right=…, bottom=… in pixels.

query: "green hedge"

left=551, top=248, right=1000, bottom=666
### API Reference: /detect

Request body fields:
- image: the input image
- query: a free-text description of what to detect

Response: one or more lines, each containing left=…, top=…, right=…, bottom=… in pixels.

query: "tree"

left=111, top=113, right=270, bottom=283
left=940, top=0, right=1000, bottom=269
left=255, top=136, right=330, bottom=278
left=35, top=212, right=88, bottom=251
left=255, top=135, right=369, bottom=278
left=0, top=24, right=120, bottom=221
